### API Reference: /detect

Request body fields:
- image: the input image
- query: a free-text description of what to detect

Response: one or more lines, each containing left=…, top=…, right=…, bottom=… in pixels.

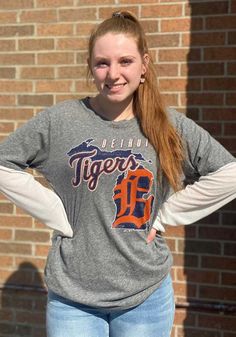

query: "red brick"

left=0, top=108, right=33, bottom=120
left=75, top=81, right=96, bottom=93
left=199, top=227, right=236, bottom=241
left=58, top=8, right=96, bottom=21
left=15, top=257, right=46, bottom=270
left=0, top=53, right=35, bottom=65
left=185, top=1, right=228, bottom=16
left=38, top=52, right=74, bottom=65
left=0, top=308, right=14, bottom=321
left=57, top=66, right=87, bottom=78
left=228, top=31, right=236, bottom=45
left=215, top=137, right=235, bottom=152
left=20, top=9, right=57, bottom=23
left=99, top=6, right=139, bottom=19
left=19, top=38, right=54, bottom=51
left=0, top=12, right=17, bottom=23
left=0, top=255, right=14, bottom=267
left=160, top=78, right=201, bottom=92
left=178, top=239, right=221, bottom=255
left=227, top=62, right=236, bottom=75
left=0, top=25, right=34, bottom=37
left=203, top=78, right=236, bottom=91
left=0, top=322, right=15, bottom=335
left=119, top=0, right=156, bottom=3
left=199, top=285, right=236, bottom=302
left=18, top=94, right=53, bottom=106
left=173, top=281, right=197, bottom=298
left=0, top=122, right=15, bottom=133
left=172, top=253, right=199, bottom=267
left=56, top=37, right=88, bottom=50
left=0, top=0, right=33, bottom=9
left=20, top=67, right=54, bottom=79
left=36, top=80, right=72, bottom=92
left=0, top=216, right=32, bottom=228
left=202, top=256, right=236, bottom=270
left=0, top=39, right=15, bottom=51
left=16, top=310, right=45, bottom=325
left=147, top=34, right=179, bottom=48
left=204, top=47, right=236, bottom=61
left=140, top=20, right=158, bottom=33
left=224, top=242, right=236, bottom=256
left=199, top=314, right=236, bottom=330
left=178, top=327, right=221, bottom=337
left=222, top=212, right=236, bottom=225
left=36, top=0, right=73, bottom=7
left=182, top=32, right=225, bottom=47
left=232, top=1, right=236, bottom=13
left=159, top=49, right=200, bottom=62
left=76, top=22, right=97, bottom=36
left=177, top=268, right=219, bottom=284
left=202, top=108, right=236, bottom=121
left=0, top=80, right=32, bottom=92
left=165, top=225, right=196, bottom=238
left=174, top=309, right=196, bottom=326
left=206, top=16, right=236, bottom=30
left=0, top=67, right=16, bottom=79
left=222, top=272, right=236, bottom=286
left=224, top=123, right=236, bottom=136
left=198, top=122, right=222, bottom=136
left=76, top=51, right=88, bottom=64
left=162, top=93, right=179, bottom=107
left=35, top=244, right=50, bottom=256
left=56, top=94, right=79, bottom=103
left=0, top=203, right=13, bottom=214
left=141, top=4, right=182, bottom=18
left=181, top=63, right=224, bottom=77
left=222, top=199, right=236, bottom=211
left=37, top=23, right=73, bottom=36
left=0, top=242, right=32, bottom=254
left=181, top=93, right=224, bottom=106
left=161, top=18, right=202, bottom=32
left=0, top=228, right=13, bottom=240
left=15, top=230, right=50, bottom=242
left=155, top=64, right=178, bottom=77
left=0, top=95, right=16, bottom=106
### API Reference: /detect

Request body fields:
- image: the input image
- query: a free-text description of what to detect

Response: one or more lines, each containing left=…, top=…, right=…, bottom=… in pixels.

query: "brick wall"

left=0, top=1, right=235, bottom=336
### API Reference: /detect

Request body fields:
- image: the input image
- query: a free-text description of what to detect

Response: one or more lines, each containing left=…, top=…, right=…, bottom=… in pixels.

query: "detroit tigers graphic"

left=67, top=139, right=154, bottom=230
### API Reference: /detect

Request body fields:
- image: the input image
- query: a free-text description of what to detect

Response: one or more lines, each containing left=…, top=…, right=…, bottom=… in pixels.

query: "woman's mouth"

left=105, top=83, right=126, bottom=91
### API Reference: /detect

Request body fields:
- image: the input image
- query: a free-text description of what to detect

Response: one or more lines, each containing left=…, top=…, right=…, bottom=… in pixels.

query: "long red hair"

left=87, top=11, right=184, bottom=191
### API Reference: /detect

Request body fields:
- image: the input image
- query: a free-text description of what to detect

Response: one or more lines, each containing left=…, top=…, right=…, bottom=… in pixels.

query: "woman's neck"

left=89, top=95, right=134, bottom=121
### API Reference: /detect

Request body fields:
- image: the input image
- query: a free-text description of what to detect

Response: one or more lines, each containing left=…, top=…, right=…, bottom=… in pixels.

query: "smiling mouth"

left=105, top=83, right=127, bottom=89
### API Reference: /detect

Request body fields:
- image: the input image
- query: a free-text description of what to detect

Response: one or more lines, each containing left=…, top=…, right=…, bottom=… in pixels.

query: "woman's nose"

left=107, top=64, right=120, bottom=80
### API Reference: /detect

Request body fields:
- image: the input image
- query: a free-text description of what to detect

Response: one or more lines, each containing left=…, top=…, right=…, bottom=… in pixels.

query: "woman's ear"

left=142, top=53, right=150, bottom=74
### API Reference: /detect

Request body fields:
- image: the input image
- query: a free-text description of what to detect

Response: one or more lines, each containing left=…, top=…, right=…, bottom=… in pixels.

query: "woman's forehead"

left=92, top=33, right=139, bottom=57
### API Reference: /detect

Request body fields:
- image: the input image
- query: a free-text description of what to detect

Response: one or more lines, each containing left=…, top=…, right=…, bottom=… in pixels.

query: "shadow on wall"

left=182, top=0, right=236, bottom=336
left=0, top=262, right=47, bottom=337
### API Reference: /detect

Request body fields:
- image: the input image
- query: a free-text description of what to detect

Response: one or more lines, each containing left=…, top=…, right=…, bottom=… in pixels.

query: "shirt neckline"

left=80, top=97, right=138, bottom=129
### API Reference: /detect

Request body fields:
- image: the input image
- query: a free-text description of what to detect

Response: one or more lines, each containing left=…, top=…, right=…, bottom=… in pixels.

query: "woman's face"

left=90, top=33, right=148, bottom=105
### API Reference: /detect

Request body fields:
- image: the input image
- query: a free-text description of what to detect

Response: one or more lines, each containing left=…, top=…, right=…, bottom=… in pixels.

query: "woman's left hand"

left=146, top=228, right=157, bottom=244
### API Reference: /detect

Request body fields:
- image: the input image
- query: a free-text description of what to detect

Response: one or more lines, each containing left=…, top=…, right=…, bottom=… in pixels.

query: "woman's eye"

left=121, top=59, right=133, bottom=66
left=95, top=62, right=108, bottom=68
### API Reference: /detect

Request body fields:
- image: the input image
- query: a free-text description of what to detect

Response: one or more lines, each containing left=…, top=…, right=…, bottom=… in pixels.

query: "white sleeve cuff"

left=153, top=162, right=236, bottom=230
left=0, top=165, right=73, bottom=237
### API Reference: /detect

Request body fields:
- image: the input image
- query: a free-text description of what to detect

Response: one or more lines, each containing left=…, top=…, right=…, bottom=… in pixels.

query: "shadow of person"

left=0, top=262, right=47, bottom=337
left=180, top=0, right=236, bottom=336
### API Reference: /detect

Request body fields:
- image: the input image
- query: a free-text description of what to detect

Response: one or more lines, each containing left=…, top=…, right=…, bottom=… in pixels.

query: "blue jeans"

left=46, top=274, right=175, bottom=337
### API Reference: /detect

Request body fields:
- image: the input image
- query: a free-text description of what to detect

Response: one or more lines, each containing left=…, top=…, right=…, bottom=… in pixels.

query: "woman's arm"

left=0, top=165, right=73, bottom=237
left=147, top=162, right=236, bottom=242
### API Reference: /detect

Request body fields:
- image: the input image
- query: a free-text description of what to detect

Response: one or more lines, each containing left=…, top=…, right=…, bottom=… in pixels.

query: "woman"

left=0, top=11, right=235, bottom=337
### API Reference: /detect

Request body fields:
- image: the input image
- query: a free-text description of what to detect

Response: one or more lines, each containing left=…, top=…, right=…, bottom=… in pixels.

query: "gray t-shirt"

left=0, top=98, right=234, bottom=310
